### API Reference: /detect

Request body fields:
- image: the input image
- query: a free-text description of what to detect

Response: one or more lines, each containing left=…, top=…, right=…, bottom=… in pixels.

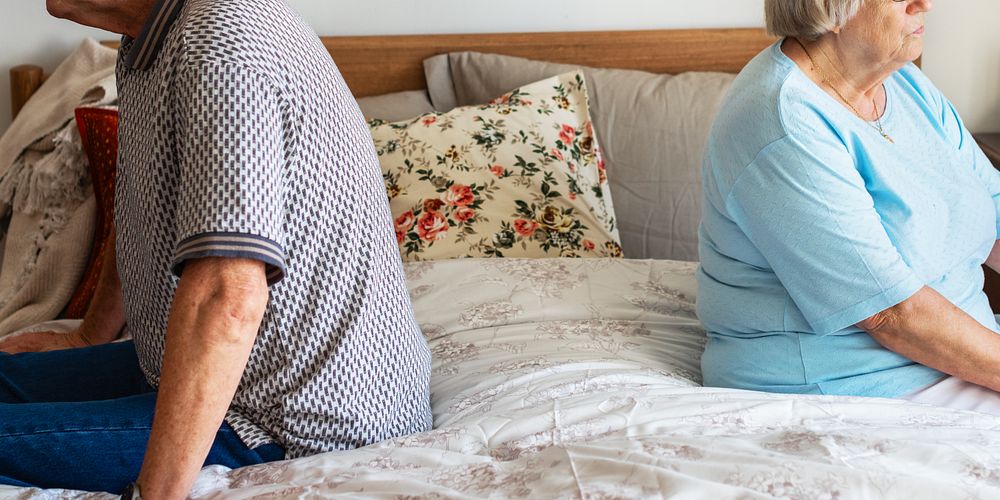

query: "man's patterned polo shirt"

left=115, top=0, right=432, bottom=457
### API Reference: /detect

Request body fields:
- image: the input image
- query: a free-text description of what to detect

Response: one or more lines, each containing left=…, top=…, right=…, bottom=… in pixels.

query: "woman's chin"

left=899, top=40, right=924, bottom=65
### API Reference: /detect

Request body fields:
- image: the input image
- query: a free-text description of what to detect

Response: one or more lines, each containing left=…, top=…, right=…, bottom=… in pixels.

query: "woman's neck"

left=783, top=36, right=895, bottom=120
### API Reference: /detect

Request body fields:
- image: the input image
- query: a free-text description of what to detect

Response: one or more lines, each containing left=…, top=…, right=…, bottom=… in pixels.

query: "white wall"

left=0, top=0, right=997, bottom=133
left=923, top=0, right=1000, bottom=134
left=0, top=1, right=111, bottom=133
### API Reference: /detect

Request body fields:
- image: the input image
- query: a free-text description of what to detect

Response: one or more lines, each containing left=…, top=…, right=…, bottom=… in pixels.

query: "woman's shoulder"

left=708, top=43, right=838, bottom=165
left=890, top=63, right=946, bottom=111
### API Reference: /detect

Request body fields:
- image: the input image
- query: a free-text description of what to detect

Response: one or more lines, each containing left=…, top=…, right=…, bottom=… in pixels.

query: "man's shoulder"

left=173, top=0, right=317, bottom=71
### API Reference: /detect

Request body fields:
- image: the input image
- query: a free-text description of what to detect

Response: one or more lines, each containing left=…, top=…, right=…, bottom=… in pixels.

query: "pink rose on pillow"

left=394, top=210, right=415, bottom=243
left=441, top=184, right=475, bottom=207
left=491, top=165, right=505, bottom=177
left=417, top=211, right=449, bottom=241
left=395, top=210, right=415, bottom=231
left=489, top=92, right=512, bottom=105
left=454, top=206, right=475, bottom=222
left=559, top=124, right=576, bottom=145
left=513, top=218, right=538, bottom=237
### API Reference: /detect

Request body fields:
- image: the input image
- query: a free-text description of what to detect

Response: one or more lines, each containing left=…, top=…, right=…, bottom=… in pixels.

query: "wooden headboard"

left=10, top=28, right=776, bottom=120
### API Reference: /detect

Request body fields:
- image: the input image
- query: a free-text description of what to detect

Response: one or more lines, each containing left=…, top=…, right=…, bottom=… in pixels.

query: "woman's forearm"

left=77, top=228, right=126, bottom=345
left=857, top=285, right=1000, bottom=392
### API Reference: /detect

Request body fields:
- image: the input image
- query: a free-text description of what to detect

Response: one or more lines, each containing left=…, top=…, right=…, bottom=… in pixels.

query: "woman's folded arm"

left=857, top=285, right=1000, bottom=392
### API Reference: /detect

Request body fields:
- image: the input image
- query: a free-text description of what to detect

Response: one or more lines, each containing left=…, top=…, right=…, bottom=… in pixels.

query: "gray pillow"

left=423, top=52, right=735, bottom=261
left=356, top=90, right=435, bottom=122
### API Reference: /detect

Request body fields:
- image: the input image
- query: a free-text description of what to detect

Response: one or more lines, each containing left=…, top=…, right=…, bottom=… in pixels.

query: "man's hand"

left=0, top=228, right=127, bottom=355
left=0, top=330, right=91, bottom=354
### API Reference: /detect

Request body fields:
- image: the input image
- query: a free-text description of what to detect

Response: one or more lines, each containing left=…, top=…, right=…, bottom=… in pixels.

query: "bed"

left=4, top=28, right=1000, bottom=499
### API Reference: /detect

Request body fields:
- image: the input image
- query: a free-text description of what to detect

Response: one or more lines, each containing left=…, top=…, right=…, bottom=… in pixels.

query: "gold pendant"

left=881, top=131, right=894, bottom=144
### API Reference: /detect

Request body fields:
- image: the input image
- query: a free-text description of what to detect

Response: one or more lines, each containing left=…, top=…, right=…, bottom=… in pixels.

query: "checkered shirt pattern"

left=114, top=0, right=432, bottom=458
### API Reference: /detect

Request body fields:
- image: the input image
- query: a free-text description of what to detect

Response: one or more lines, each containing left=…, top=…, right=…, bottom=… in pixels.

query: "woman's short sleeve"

left=726, top=134, right=924, bottom=335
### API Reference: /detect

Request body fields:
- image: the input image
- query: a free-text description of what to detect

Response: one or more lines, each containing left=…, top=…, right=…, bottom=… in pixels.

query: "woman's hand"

left=0, top=330, right=92, bottom=354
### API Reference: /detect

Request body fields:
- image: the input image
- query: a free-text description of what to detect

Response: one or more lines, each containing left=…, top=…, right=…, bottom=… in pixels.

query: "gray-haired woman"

left=698, top=0, right=1000, bottom=414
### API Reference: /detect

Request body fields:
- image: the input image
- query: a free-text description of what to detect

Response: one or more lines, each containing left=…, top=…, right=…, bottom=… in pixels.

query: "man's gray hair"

left=764, top=0, right=865, bottom=40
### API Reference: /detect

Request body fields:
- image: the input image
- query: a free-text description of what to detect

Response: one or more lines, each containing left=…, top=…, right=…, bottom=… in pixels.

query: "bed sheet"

left=4, top=258, right=1000, bottom=499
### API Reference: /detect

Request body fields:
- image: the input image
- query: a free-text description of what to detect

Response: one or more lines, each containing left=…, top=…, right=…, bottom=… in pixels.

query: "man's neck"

left=47, top=0, right=159, bottom=38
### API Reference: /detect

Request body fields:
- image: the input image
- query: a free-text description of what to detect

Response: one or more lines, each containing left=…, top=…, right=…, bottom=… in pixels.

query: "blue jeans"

left=0, top=340, right=284, bottom=494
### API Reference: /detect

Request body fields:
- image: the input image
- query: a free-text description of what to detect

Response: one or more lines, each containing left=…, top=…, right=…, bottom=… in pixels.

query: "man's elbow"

left=216, top=284, right=269, bottom=327
left=198, top=282, right=269, bottom=347
left=181, top=258, right=270, bottom=345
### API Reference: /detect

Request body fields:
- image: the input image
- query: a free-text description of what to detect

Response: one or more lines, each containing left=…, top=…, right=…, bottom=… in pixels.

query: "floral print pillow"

left=369, top=71, right=622, bottom=261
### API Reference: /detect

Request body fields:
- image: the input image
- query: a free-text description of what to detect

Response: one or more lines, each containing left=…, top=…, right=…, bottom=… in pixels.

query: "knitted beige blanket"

left=0, top=39, right=117, bottom=337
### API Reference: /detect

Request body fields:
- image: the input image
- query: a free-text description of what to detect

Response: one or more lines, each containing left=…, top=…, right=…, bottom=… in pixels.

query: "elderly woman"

left=698, top=0, right=1000, bottom=414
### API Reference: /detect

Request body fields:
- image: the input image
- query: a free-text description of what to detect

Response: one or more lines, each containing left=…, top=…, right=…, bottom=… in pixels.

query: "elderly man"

left=0, top=0, right=432, bottom=497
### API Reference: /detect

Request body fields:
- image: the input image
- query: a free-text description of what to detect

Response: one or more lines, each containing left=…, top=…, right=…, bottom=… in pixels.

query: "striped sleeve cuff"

left=172, top=232, right=287, bottom=285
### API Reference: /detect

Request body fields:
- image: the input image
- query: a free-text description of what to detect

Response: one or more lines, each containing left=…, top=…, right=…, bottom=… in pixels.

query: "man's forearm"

left=78, top=229, right=126, bottom=345
left=137, top=257, right=268, bottom=499
left=859, top=285, right=1000, bottom=392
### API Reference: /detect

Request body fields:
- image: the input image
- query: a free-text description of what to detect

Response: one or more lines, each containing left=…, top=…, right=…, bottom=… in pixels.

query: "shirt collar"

left=124, top=0, right=185, bottom=70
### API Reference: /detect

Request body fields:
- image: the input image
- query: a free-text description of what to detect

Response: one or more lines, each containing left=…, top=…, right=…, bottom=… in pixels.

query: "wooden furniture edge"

left=10, top=65, right=45, bottom=121
left=319, top=28, right=777, bottom=97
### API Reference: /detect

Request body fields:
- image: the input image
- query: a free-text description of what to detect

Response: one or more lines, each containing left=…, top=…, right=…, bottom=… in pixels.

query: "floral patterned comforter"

left=6, top=258, right=1000, bottom=499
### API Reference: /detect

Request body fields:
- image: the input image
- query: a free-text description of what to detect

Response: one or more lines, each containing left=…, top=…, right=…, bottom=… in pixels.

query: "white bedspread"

left=5, top=258, right=1000, bottom=498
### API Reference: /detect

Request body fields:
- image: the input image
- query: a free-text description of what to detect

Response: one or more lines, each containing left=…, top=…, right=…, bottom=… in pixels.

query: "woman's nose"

left=909, top=0, right=933, bottom=15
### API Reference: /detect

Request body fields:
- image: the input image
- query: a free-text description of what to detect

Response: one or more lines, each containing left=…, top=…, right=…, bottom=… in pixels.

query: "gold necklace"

left=793, top=38, right=894, bottom=144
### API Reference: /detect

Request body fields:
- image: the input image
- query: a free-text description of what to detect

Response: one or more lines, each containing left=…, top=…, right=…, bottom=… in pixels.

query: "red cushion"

left=64, top=107, right=118, bottom=319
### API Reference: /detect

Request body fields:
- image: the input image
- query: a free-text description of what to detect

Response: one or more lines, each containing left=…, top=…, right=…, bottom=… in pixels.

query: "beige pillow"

left=423, top=52, right=735, bottom=261
left=370, top=71, right=621, bottom=261
left=356, top=90, right=435, bottom=122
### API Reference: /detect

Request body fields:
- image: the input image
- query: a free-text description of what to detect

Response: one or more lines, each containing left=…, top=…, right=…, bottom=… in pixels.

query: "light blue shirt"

left=698, top=41, right=1000, bottom=398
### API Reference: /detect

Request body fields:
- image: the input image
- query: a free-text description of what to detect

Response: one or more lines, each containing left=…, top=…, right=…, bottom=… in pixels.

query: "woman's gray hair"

left=764, top=0, right=865, bottom=40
